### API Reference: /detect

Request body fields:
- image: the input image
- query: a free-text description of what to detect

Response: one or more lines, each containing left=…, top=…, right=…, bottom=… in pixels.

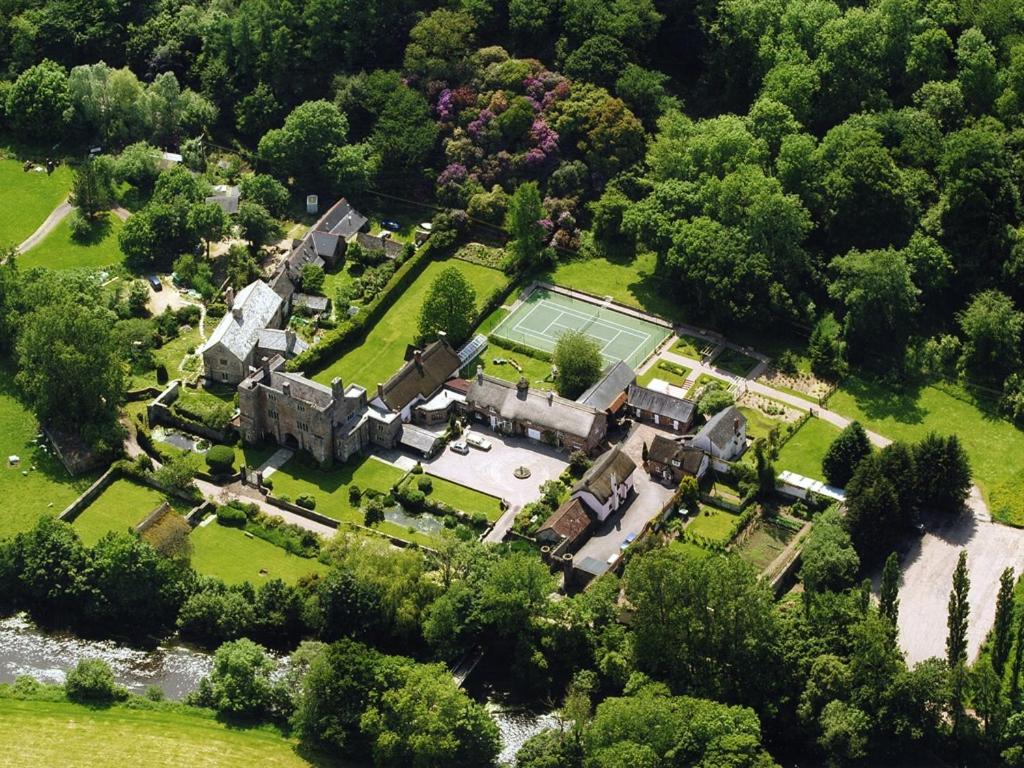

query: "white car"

left=464, top=433, right=492, bottom=451
left=450, top=440, right=470, bottom=455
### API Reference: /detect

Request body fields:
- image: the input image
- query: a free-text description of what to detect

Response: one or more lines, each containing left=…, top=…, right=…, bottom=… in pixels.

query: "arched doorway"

left=282, top=432, right=299, bottom=449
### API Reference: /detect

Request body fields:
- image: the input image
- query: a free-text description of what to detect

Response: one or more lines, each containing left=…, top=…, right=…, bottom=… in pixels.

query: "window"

left=299, top=422, right=310, bottom=433
left=671, top=459, right=681, bottom=468
left=297, top=403, right=306, bottom=412
left=219, top=358, right=228, bottom=365
left=221, top=372, right=228, bottom=381
left=268, top=409, right=278, bottom=419
left=268, top=393, right=276, bottom=402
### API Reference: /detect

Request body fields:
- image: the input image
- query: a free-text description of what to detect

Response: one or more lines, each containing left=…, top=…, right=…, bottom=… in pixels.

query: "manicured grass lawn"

left=0, top=158, right=72, bottom=247
left=775, top=417, right=842, bottom=480
left=312, top=258, right=508, bottom=390
left=714, top=347, right=758, bottom=376
left=675, top=334, right=715, bottom=360
left=478, top=339, right=556, bottom=391
left=686, top=372, right=729, bottom=399
left=131, top=325, right=204, bottom=389
left=421, top=474, right=503, bottom=522
left=737, top=405, right=786, bottom=443
left=0, top=364, right=100, bottom=539
left=545, top=249, right=683, bottom=322
left=477, top=306, right=510, bottom=335
left=830, top=377, right=1024, bottom=524
left=0, top=698, right=325, bottom=768
left=322, top=263, right=358, bottom=306
left=190, top=521, right=328, bottom=585
left=638, top=360, right=691, bottom=388
left=234, top=441, right=281, bottom=470
left=269, top=455, right=437, bottom=546
left=18, top=212, right=124, bottom=270
left=685, top=504, right=740, bottom=545
left=736, top=515, right=804, bottom=571
left=73, top=479, right=191, bottom=546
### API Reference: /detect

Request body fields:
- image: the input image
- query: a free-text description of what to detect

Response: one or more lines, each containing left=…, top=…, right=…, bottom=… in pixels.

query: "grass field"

left=269, top=455, right=437, bottom=546
left=714, top=347, right=758, bottom=376
left=0, top=698, right=327, bottom=768
left=544, top=249, right=682, bottom=322
left=73, top=479, right=191, bottom=546
left=675, top=334, right=715, bottom=360
left=0, top=364, right=100, bottom=539
left=638, top=360, right=691, bottom=389
left=313, top=258, right=507, bottom=390
left=685, top=504, right=740, bottom=545
left=18, top=212, right=124, bottom=271
left=735, top=515, right=804, bottom=571
left=0, top=158, right=72, bottom=248
left=131, top=325, right=204, bottom=389
left=775, top=418, right=842, bottom=480
left=491, top=287, right=670, bottom=369
left=829, top=378, right=1024, bottom=524
left=189, top=521, right=328, bottom=585
left=478, top=339, right=556, bottom=391
left=421, top=474, right=503, bottom=522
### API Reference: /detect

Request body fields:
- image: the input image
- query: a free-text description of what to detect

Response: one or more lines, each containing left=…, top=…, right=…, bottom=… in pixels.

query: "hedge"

left=205, top=444, right=235, bottom=473
left=286, top=241, right=436, bottom=374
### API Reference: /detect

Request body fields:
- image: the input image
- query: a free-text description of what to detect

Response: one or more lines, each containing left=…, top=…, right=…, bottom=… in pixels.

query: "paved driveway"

left=573, top=424, right=675, bottom=567
left=876, top=511, right=1024, bottom=666
left=423, top=427, right=568, bottom=510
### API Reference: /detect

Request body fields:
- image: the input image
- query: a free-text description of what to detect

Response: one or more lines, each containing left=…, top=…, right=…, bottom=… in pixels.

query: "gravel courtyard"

left=880, top=511, right=1024, bottom=666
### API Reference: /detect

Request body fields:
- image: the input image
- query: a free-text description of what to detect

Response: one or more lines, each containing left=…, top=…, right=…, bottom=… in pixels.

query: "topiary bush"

left=417, top=476, right=433, bottom=493
left=348, top=484, right=361, bottom=505
left=205, top=444, right=235, bottom=474
left=296, top=494, right=317, bottom=510
left=216, top=505, right=247, bottom=527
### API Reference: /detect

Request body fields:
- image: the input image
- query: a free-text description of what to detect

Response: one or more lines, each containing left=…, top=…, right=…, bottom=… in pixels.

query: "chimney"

left=285, top=328, right=296, bottom=350
left=476, top=365, right=484, bottom=385
left=331, top=377, right=343, bottom=400
left=733, top=417, right=740, bottom=434
left=517, top=376, right=529, bottom=395
left=281, top=382, right=290, bottom=397
left=437, top=330, right=447, bottom=344
left=224, top=286, right=235, bottom=307
left=377, top=382, right=385, bottom=401
left=232, top=305, right=243, bottom=322
left=413, top=349, right=422, bottom=369
left=547, top=391, right=554, bottom=404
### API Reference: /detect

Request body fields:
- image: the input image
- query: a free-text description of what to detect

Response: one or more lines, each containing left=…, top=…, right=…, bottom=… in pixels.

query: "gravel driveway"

left=877, top=511, right=1024, bottom=666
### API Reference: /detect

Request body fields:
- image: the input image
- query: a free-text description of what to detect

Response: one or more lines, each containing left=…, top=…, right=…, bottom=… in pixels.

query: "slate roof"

left=380, top=339, right=461, bottom=411
left=697, top=406, right=746, bottom=450
left=464, top=373, right=602, bottom=440
left=205, top=185, right=240, bottom=214
left=294, top=294, right=330, bottom=312
left=318, top=198, right=367, bottom=239
left=257, top=328, right=308, bottom=357
left=310, top=230, right=342, bottom=261
left=204, top=280, right=282, bottom=362
left=648, top=434, right=705, bottom=474
left=268, top=369, right=334, bottom=409
left=577, top=361, right=636, bottom=412
left=573, top=444, right=636, bottom=504
left=627, top=384, right=696, bottom=424
left=537, top=498, right=593, bottom=544
left=399, top=424, right=442, bottom=455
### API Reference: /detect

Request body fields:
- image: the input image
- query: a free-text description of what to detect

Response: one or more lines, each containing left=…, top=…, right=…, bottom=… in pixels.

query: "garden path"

left=15, top=198, right=71, bottom=253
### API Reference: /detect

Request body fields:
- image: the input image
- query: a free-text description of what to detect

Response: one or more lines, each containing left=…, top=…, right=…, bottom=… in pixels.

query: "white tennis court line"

left=512, top=298, right=656, bottom=342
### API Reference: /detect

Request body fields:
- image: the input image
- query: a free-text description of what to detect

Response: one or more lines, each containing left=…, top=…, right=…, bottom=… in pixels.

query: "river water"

left=0, top=613, right=555, bottom=765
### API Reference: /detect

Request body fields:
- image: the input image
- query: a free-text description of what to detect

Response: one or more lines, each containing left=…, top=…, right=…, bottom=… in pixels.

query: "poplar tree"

left=992, top=568, right=1016, bottom=677
left=879, top=553, right=900, bottom=626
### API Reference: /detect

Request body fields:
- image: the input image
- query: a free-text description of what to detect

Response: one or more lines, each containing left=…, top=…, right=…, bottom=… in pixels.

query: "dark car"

left=148, top=275, right=162, bottom=291
left=381, top=220, right=401, bottom=232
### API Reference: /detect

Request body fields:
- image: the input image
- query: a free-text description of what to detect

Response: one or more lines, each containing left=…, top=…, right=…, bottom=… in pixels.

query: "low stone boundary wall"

left=264, top=494, right=342, bottom=529
left=58, top=467, right=118, bottom=522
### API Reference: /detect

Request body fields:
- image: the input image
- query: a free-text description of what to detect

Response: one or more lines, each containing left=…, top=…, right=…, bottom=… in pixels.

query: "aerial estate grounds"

left=0, top=697, right=321, bottom=768
left=0, top=157, right=71, bottom=247
left=0, top=362, right=99, bottom=538
left=491, top=286, right=671, bottom=369
left=829, top=378, right=1024, bottom=525
left=312, top=258, right=508, bottom=390
left=189, top=521, right=328, bottom=585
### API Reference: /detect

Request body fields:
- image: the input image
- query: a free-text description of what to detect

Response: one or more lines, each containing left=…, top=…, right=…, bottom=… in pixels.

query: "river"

left=0, top=613, right=556, bottom=765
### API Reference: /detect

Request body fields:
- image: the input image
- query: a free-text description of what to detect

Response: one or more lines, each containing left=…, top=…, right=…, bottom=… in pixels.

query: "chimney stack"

left=285, top=328, right=296, bottom=350
left=224, top=286, right=235, bottom=308
left=377, top=382, right=385, bottom=401
left=281, top=381, right=291, bottom=397
left=476, top=365, right=484, bottom=384
left=413, top=349, right=422, bottom=369
left=517, top=376, right=528, bottom=395
left=733, top=417, right=740, bottom=434
left=232, top=306, right=243, bottom=322
left=331, top=377, right=343, bottom=400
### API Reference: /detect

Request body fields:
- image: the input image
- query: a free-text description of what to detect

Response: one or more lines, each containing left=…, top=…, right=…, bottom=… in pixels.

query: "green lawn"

left=829, top=377, right=1024, bottom=523
left=18, top=212, right=124, bottom=271
left=421, top=474, right=503, bottom=522
left=714, top=347, right=758, bottom=377
left=268, top=455, right=437, bottom=546
left=0, top=363, right=100, bottom=539
left=73, top=478, right=191, bottom=546
left=685, top=505, right=740, bottom=545
left=0, top=697, right=327, bottom=768
left=131, top=325, right=204, bottom=389
left=638, top=360, right=691, bottom=388
left=737, top=405, right=787, bottom=443
left=190, top=521, right=328, bottom=585
left=675, top=334, right=715, bottom=360
left=774, top=418, right=842, bottom=480
left=312, top=258, right=508, bottom=390
left=477, top=306, right=510, bottom=335
left=0, top=158, right=72, bottom=248
left=322, top=263, right=358, bottom=307
left=735, top=515, right=804, bottom=571
left=477, top=339, right=556, bottom=391
left=545, top=249, right=682, bottom=322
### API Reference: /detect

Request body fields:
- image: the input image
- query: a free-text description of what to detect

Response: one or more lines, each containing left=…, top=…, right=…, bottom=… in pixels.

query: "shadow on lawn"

left=839, top=375, right=927, bottom=424
left=69, top=212, right=113, bottom=246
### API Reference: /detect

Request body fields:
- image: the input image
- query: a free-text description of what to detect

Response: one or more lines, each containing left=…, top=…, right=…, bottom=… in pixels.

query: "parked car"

left=147, top=275, right=162, bottom=291
left=450, top=440, right=469, bottom=455
left=381, top=219, right=401, bottom=231
left=464, top=433, right=492, bottom=451
left=606, top=552, right=620, bottom=566
left=620, top=532, right=637, bottom=551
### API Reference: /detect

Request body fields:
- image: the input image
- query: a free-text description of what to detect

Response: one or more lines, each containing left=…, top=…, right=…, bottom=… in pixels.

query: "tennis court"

left=490, top=288, right=671, bottom=368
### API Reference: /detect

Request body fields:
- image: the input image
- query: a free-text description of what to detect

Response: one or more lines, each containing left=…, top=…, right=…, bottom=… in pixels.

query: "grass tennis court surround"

left=491, top=288, right=670, bottom=369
